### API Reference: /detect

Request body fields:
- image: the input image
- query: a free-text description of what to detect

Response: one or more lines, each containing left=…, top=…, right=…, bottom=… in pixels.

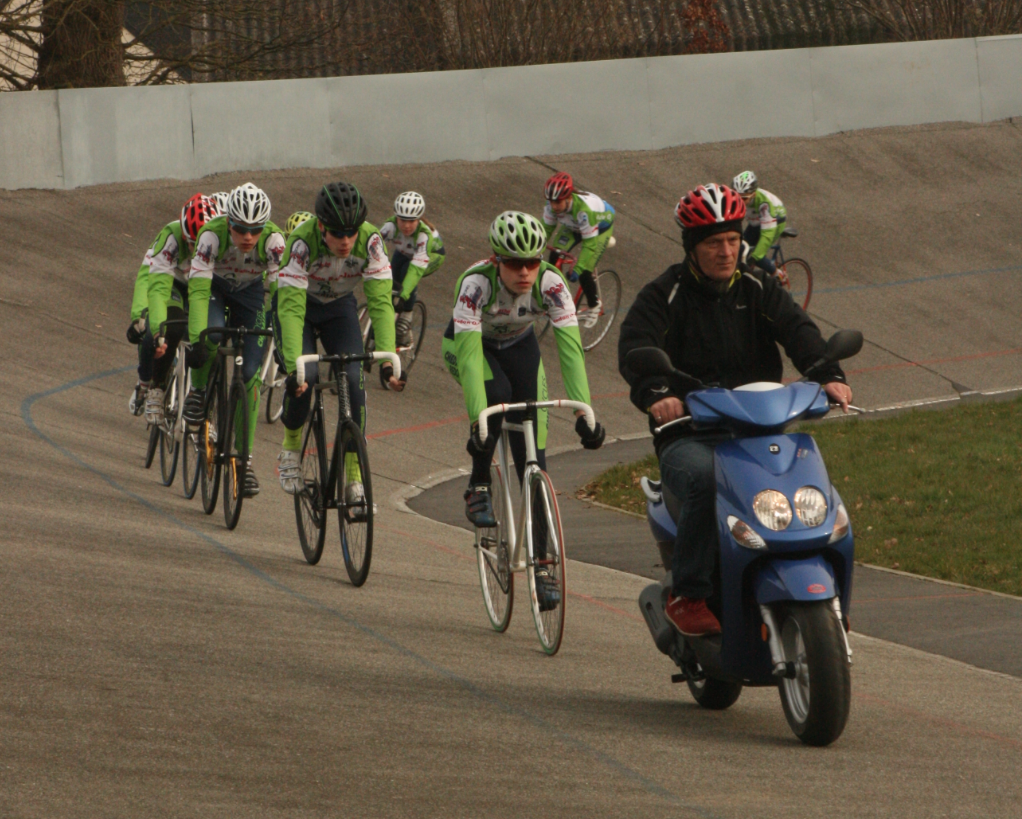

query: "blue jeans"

left=658, top=434, right=727, bottom=599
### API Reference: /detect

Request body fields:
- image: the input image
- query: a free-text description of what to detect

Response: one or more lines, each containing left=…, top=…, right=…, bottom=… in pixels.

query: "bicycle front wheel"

left=578, top=269, right=622, bottom=352
left=264, top=364, right=286, bottom=423
left=778, top=258, right=813, bottom=310
left=357, top=303, right=374, bottom=372
left=397, top=300, right=427, bottom=377
left=527, top=470, right=566, bottom=655
left=222, top=381, right=248, bottom=531
left=182, top=427, right=201, bottom=499
left=159, top=375, right=180, bottom=486
left=476, top=463, right=513, bottom=632
left=144, top=423, right=159, bottom=470
left=199, top=385, right=222, bottom=515
left=294, top=407, right=328, bottom=565
left=337, top=421, right=373, bottom=586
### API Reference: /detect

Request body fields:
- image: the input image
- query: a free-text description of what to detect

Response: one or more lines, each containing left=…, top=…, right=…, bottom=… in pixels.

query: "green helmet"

left=488, top=211, right=546, bottom=259
left=733, top=170, right=758, bottom=195
left=285, top=210, right=313, bottom=236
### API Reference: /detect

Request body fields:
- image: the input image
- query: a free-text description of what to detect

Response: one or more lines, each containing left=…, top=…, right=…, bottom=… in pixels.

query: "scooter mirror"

left=825, top=330, right=864, bottom=363
left=625, top=347, right=675, bottom=378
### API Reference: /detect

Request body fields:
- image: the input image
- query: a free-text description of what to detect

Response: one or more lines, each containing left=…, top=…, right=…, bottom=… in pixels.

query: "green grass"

left=581, top=398, right=1022, bottom=596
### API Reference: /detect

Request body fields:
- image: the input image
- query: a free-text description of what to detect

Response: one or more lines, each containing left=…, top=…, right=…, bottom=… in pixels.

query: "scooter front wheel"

left=776, top=601, right=851, bottom=746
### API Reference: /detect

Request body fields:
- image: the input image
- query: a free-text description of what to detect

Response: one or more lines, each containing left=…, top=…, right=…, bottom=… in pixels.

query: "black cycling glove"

left=184, top=343, right=209, bottom=370
left=126, top=321, right=145, bottom=345
left=284, top=371, right=303, bottom=397
left=393, top=295, right=411, bottom=313
left=575, top=415, right=605, bottom=450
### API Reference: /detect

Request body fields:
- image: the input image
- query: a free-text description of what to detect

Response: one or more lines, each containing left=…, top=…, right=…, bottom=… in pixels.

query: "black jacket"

left=618, top=259, right=845, bottom=451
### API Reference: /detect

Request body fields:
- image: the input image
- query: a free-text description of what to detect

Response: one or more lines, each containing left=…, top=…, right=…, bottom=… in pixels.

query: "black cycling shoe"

left=243, top=460, right=260, bottom=498
left=182, top=388, right=206, bottom=426
left=464, top=485, right=496, bottom=529
left=533, top=567, right=561, bottom=612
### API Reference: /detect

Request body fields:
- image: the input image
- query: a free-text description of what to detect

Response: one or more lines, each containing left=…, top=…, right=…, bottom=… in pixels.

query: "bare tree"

left=839, top=0, right=1022, bottom=40
left=0, top=0, right=354, bottom=90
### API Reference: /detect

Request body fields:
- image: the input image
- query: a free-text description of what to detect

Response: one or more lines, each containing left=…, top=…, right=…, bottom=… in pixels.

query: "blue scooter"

left=626, top=330, right=862, bottom=746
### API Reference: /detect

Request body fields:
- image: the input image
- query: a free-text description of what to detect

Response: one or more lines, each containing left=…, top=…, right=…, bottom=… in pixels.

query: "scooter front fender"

left=755, top=555, right=836, bottom=605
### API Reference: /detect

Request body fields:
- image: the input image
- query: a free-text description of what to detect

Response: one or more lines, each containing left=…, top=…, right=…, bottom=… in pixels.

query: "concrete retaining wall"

left=3, top=34, right=1021, bottom=190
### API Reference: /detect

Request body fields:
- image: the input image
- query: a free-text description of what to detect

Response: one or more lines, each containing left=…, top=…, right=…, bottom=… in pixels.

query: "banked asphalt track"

left=3, top=119, right=1022, bottom=817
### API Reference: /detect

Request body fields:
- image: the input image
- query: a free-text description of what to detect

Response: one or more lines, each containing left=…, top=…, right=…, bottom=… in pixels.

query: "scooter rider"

left=618, top=183, right=852, bottom=638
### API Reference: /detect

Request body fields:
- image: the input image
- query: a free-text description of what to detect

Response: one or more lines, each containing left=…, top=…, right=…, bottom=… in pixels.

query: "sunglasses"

left=325, top=227, right=359, bottom=239
left=500, top=256, right=542, bottom=271
left=229, top=221, right=264, bottom=236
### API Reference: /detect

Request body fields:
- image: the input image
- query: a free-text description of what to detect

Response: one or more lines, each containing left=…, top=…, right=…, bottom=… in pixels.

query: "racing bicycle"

left=195, top=325, right=274, bottom=530
left=472, top=399, right=597, bottom=656
left=258, top=332, right=287, bottom=423
left=357, top=298, right=427, bottom=387
left=152, top=319, right=201, bottom=495
left=292, top=350, right=400, bottom=586
left=765, top=227, right=813, bottom=309
left=536, top=243, right=621, bottom=352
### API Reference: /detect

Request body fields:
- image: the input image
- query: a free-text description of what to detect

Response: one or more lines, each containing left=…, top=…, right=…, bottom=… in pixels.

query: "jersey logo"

left=196, top=245, right=213, bottom=264
left=543, top=281, right=569, bottom=309
left=459, top=284, right=483, bottom=312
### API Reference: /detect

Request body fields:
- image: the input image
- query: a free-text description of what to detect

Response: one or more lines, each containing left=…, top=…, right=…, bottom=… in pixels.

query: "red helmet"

left=544, top=172, right=574, bottom=201
left=674, top=183, right=746, bottom=228
left=181, top=194, right=217, bottom=242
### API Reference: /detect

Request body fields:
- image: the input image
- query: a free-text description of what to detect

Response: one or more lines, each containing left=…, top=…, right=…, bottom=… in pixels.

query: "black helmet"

left=315, top=182, right=367, bottom=231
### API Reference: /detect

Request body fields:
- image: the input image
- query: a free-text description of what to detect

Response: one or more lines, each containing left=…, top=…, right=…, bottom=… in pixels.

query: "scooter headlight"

left=794, top=486, right=828, bottom=527
left=753, top=490, right=792, bottom=531
left=827, top=503, right=850, bottom=543
left=728, top=515, right=766, bottom=550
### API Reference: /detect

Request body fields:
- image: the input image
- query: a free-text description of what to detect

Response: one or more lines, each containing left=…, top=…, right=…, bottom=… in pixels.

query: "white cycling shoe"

left=395, top=313, right=414, bottom=348
left=277, top=449, right=302, bottom=495
left=578, top=299, right=603, bottom=329
left=144, top=387, right=165, bottom=426
left=129, top=382, right=148, bottom=416
left=344, top=481, right=376, bottom=521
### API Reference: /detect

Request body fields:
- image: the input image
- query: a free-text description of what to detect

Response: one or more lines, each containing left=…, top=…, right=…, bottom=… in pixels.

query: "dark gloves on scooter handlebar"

left=576, top=415, right=605, bottom=450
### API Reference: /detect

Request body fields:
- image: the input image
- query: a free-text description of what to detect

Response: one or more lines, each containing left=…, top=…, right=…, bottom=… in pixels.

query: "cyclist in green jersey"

left=274, top=182, right=401, bottom=503
left=733, top=170, right=787, bottom=275
left=542, top=172, right=615, bottom=327
left=126, top=193, right=218, bottom=419
left=378, top=191, right=446, bottom=351
left=442, top=211, right=605, bottom=605
left=182, top=183, right=285, bottom=498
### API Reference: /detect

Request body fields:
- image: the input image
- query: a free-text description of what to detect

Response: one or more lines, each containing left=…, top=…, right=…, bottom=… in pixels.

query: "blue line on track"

left=814, top=263, right=1022, bottom=295
left=23, top=367, right=720, bottom=817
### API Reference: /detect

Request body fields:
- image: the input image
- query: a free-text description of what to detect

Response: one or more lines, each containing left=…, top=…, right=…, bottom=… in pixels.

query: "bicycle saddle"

left=782, top=227, right=799, bottom=238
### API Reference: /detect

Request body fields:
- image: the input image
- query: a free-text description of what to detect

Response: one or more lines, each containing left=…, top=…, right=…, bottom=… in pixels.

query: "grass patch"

left=580, top=398, right=1022, bottom=596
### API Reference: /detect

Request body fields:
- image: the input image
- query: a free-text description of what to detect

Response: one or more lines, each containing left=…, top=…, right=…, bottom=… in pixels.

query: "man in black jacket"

left=618, top=183, right=852, bottom=637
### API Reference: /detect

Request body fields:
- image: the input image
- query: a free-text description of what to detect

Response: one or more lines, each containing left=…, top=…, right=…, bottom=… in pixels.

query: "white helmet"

left=209, top=191, right=230, bottom=215
left=732, top=171, right=758, bottom=195
left=227, top=183, right=271, bottom=226
left=394, top=191, right=426, bottom=220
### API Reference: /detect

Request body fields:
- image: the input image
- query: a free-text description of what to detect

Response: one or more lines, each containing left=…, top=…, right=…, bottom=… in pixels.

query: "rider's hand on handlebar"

left=380, top=363, right=405, bottom=392
left=285, top=371, right=308, bottom=398
left=574, top=415, right=605, bottom=450
left=184, top=343, right=209, bottom=370
left=649, top=396, right=685, bottom=426
left=154, top=341, right=167, bottom=359
left=824, top=381, right=852, bottom=412
left=126, top=320, right=145, bottom=345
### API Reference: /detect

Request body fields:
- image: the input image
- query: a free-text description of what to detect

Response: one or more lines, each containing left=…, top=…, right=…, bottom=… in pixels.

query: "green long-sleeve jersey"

left=276, top=217, right=395, bottom=374
left=144, top=221, right=193, bottom=336
left=379, top=216, right=446, bottom=299
left=746, top=188, right=787, bottom=261
left=542, top=190, right=616, bottom=273
left=451, top=259, right=591, bottom=423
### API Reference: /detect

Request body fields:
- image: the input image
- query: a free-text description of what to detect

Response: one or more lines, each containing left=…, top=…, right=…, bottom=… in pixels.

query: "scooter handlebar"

left=652, top=415, right=692, bottom=435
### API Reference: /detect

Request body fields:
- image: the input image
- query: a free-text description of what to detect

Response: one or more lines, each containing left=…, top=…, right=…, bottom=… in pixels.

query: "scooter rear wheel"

left=777, top=601, right=851, bottom=746
left=687, top=673, right=742, bottom=710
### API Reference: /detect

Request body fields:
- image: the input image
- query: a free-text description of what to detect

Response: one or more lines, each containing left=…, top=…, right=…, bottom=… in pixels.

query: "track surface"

left=3, top=120, right=1022, bottom=817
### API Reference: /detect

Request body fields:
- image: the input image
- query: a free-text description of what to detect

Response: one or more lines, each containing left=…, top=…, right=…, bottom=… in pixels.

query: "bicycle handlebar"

left=477, top=400, right=595, bottom=444
left=295, top=351, right=401, bottom=385
left=198, top=326, right=275, bottom=345
left=158, top=319, right=189, bottom=336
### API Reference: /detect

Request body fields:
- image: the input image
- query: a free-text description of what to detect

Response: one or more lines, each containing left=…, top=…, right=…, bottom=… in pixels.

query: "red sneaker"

left=665, top=595, right=721, bottom=637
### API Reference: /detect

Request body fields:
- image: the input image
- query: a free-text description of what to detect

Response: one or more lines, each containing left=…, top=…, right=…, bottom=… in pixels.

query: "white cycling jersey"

left=453, top=262, right=579, bottom=348
left=189, top=229, right=285, bottom=290
left=277, top=229, right=391, bottom=304
left=148, top=233, right=190, bottom=285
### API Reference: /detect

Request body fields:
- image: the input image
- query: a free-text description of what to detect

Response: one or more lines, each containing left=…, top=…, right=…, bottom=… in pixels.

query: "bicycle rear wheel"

left=159, top=375, right=179, bottom=486
left=182, top=427, right=201, bottom=499
left=578, top=269, right=622, bottom=352
left=778, top=258, right=813, bottom=310
left=527, top=470, right=566, bottom=655
left=295, top=406, right=328, bottom=565
left=475, top=463, right=513, bottom=632
left=397, top=301, right=427, bottom=377
left=222, top=381, right=248, bottom=530
left=199, top=382, right=222, bottom=515
left=337, top=421, right=373, bottom=586
left=144, top=423, right=159, bottom=469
